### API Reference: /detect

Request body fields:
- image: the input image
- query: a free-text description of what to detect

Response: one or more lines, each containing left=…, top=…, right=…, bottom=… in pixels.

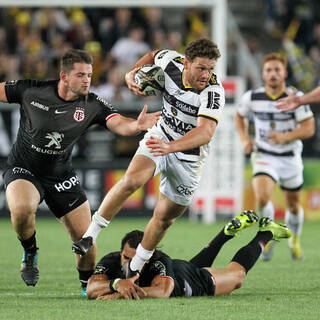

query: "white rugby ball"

left=134, top=64, right=165, bottom=96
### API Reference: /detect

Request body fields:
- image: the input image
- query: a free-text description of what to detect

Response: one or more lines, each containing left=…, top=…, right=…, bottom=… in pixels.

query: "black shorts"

left=3, top=166, right=87, bottom=218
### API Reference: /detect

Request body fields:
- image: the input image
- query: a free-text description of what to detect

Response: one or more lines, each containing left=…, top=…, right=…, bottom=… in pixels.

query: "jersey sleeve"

left=5, top=79, right=38, bottom=104
left=93, top=252, right=122, bottom=278
left=198, top=84, right=225, bottom=123
left=148, top=253, right=175, bottom=280
left=94, top=95, right=120, bottom=127
left=237, top=90, right=252, bottom=117
left=294, top=91, right=314, bottom=122
left=154, top=49, right=182, bottom=70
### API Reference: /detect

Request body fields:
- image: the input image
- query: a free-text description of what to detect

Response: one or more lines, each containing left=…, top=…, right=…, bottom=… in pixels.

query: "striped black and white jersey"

left=237, top=86, right=313, bottom=155
left=154, top=49, right=225, bottom=162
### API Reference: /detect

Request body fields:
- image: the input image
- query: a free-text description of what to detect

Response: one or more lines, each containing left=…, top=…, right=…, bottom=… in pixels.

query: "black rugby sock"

left=19, top=232, right=37, bottom=253
left=189, top=228, right=234, bottom=268
left=78, top=269, right=94, bottom=288
left=231, top=231, right=273, bottom=273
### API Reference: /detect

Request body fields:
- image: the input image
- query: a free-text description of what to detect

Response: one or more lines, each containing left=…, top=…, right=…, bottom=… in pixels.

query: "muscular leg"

left=60, top=201, right=97, bottom=289
left=252, top=175, right=276, bottom=218
left=6, top=179, right=40, bottom=242
left=6, top=179, right=41, bottom=286
left=130, top=193, right=187, bottom=272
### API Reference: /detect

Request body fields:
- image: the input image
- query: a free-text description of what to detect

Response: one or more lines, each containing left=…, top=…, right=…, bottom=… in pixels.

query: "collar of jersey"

left=182, top=70, right=193, bottom=89
left=265, top=87, right=285, bottom=100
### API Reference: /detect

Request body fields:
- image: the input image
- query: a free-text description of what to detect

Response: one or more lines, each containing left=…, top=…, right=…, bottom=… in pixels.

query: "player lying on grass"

left=86, top=211, right=292, bottom=300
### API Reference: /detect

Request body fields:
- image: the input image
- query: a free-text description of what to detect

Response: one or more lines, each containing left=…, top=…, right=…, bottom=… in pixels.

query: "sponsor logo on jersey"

left=45, top=132, right=64, bottom=149
left=176, top=184, right=193, bottom=196
left=73, top=108, right=85, bottom=122
left=164, top=92, right=197, bottom=115
left=31, top=101, right=49, bottom=111
left=54, top=176, right=80, bottom=192
left=12, top=167, right=34, bottom=176
left=162, top=110, right=195, bottom=136
left=207, top=92, right=220, bottom=109
left=55, top=109, right=67, bottom=114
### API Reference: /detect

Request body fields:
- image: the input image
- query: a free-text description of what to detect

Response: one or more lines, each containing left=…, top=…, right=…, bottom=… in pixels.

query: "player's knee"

left=120, top=175, right=143, bottom=194
left=155, top=216, right=174, bottom=231
left=257, top=196, right=269, bottom=208
left=234, top=270, right=245, bottom=290
left=10, top=203, right=36, bottom=224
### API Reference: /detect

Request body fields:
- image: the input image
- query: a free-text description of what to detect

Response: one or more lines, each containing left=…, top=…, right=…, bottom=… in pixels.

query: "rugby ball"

left=134, top=64, right=165, bottom=96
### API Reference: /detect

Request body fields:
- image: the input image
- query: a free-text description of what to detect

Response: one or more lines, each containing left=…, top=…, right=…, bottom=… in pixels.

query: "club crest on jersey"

left=270, top=122, right=276, bottom=129
left=73, top=108, right=85, bottom=122
left=171, top=107, right=178, bottom=116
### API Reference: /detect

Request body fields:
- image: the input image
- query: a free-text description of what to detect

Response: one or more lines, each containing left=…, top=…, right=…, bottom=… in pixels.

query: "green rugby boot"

left=259, top=217, right=292, bottom=241
left=224, top=210, right=259, bottom=236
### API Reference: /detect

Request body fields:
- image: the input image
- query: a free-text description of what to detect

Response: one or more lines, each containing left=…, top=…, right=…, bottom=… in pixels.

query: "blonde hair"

left=262, top=53, right=287, bottom=69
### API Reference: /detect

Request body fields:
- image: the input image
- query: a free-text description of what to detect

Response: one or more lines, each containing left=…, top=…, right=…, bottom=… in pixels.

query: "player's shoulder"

left=155, top=49, right=184, bottom=67
left=97, top=251, right=121, bottom=265
left=7, top=79, right=58, bottom=89
left=88, top=92, right=113, bottom=108
left=201, top=73, right=224, bottom=95
left=286, top=85, right=304, bottom=96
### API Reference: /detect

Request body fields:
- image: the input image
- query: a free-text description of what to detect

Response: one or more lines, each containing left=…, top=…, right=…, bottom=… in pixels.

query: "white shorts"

left=251, top=150, right=303, bottom=190
left=135, top=126, right=203, bottom=206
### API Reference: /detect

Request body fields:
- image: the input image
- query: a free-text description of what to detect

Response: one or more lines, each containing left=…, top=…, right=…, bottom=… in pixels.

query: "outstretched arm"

left=106, top=105, right=161, bottom=136
left=0, top=82, right=8, bottom=102
left=277, top=87, right=320, bottom=111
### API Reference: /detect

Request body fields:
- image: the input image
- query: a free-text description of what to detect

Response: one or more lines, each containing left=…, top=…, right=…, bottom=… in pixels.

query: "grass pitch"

left=0, top=217, right=319, bottom=320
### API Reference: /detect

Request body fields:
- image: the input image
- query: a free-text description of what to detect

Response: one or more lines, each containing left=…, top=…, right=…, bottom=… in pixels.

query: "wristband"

left=109, top=278, right=121, bottom=293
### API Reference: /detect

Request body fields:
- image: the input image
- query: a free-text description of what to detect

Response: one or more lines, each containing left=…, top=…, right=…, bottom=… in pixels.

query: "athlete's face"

left=64, top=62, right=92, bottom=96
left=262, top=60, right=287, bottom=89
left=184, top=57, right=216, bottom=91
left=120, top=242, right=136, bottom=267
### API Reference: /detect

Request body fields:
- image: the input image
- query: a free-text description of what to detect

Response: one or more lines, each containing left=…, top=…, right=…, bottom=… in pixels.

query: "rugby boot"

left=259, top=217, right=292, bottom=240
left=72, top=237, right=93, bottom=256
left=224, top=210, right=259, bottom=236
left=20, top=248, right=39, bottom=286
left=288, top=236, right=305, bottom=260
left=260, top=240, right=276, bottom=261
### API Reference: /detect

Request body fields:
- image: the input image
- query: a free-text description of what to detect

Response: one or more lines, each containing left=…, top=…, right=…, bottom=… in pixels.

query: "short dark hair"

left=61, top=49, right=93, bottom=73
left=185, top=38, right=221, bottom=61
left=121, top=230, right=144, bottom=251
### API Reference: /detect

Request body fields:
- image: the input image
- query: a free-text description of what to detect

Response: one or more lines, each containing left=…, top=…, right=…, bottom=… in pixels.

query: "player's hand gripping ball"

left=134, top=65, right=165, bottom=96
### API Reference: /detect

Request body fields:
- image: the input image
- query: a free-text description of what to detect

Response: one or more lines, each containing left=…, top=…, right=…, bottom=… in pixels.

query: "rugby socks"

left=258, top=201, right=275, bottom=219
left=189, top=228, right=233, bottom=268
left=285, top=207, right=304, bottom=236
left=130, top=244, right=154, bottom=272
left=19, top=231, right=38, bottom=253
left=83, top=212, right=110, bottom=243
left=231, top=231, right=273, bottom=273
left=77, top=268, right=94, bottom=289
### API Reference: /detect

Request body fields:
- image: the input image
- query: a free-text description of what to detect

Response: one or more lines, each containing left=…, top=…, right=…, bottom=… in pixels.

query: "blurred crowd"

left=265, top=0, right=320, bottom=88
left=0, top=7, right=210, bottom=103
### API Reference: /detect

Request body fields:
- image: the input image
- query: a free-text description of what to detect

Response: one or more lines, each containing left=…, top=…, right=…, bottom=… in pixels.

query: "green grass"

left=1, top=217, right=320, bottom=320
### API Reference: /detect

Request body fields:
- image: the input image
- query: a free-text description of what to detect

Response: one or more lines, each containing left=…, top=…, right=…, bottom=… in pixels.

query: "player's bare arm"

left=146, top=117, right=216, bottom=156
left=277, top=87, right=320, bottom=111
left=125, top=50, right=159, bottom=96
left=87, top=273, right=146, bottom=300
left=0, top=82, right=8, bottom=102
left=235, top=112, right=254, bottom=155
left=139, top=276, right=174, bottom=299
left=268, top=117, right=315, bottom=144
left=106, top=105, right=161, bottom=136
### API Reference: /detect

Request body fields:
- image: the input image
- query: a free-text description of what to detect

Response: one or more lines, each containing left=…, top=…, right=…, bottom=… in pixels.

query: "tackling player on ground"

left=0, top=49, right=160, bottom=295
left=235, top=53, right=315, bottom=261
left=72, top=38, right=226, bottom=278
left=85, top=211, right=292, bottom=300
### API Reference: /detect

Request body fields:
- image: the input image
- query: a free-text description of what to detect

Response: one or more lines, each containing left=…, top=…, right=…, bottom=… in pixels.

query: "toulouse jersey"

left=5, top=79, right=119, bottom=176
left=237, top=87, right=313, bottom=154
left=94, top=250, right=215, bottom=297
left=154, top=49, right=225, bottom=162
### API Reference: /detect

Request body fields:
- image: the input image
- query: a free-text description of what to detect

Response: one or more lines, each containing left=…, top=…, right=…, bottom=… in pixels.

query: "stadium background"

left=0, top=1, right=319, bottom=221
